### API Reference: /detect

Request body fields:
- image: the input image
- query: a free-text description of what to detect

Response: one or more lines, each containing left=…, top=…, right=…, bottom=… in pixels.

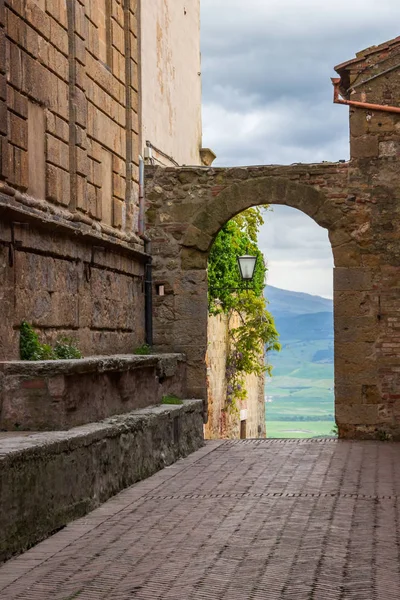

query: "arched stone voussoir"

left=187, top=176, right=343, bottom=242
left=183, top=225, right=214, bottom=253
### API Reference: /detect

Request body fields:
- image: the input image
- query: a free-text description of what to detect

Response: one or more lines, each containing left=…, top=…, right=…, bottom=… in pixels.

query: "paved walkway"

left=1, top=439, right=400, bottom=599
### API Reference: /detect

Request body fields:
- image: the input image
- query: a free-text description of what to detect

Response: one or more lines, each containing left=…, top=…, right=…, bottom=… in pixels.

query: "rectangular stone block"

left=6, top=85, right=28, bottom=116
left=46, top=164, right=70, bottom=206
left=46, top=0, right=68, bottom=29
left=112, top=197, right=124, bottom=228
left=87, top=182, right=98, bottom=218
left=46, top=134, right=69, bottom=171
left=28, top=101, right=46, bottom=199
left=334, top=267, right=375, bottom=292
left=49, top=15, right=68, bottom=56
left=336, top=404, right=379, bottom=426
left=8, top=112, right=27, bottom=150
left=92, top=248, right=144, bottom=277
left=0, top=99, right=5, bottom=135
left=24, top=0, right=50, bottom=39
left=14, top=252, right=79, bottom=327
left=0, top=245, right=17, bottom=359
left=335, top=383, right=362, bottom=405
left=76, top=174, right=88, bottom=212
left=0, top=74, right=5, bottom=102
left=7, top=144, right=28, bottom=190
left=350, top=135, right=379, bottom=159
left=0, top=0, right=5, bottom=27
left=334, top=290, right=378, bottom=318
left=334, top=316, right=380, bottom=343
left=90, top=268, right=135, bottom=330
left=11, top=224, right=91, bottom=262
left=0, top=135, right=8, bottom=179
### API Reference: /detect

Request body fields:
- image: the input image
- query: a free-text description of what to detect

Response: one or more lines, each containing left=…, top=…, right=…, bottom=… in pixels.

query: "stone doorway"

left=145, top=163, right=394, bottom=439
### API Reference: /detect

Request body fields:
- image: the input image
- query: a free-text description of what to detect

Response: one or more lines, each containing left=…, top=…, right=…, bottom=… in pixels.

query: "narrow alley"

left=1, top=439, right=399, bottom=599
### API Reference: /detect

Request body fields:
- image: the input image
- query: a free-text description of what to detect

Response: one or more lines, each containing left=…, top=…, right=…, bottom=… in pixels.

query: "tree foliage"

left=207, top=206, right=281, bottom=412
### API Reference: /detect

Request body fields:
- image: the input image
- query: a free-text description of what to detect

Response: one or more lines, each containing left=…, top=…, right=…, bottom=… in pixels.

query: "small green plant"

left=330, top=424, right=339, bottom=437
left=53, top=337, right=82, bottom=360
left=20, top=322, right=82, bottom=361
left=377, top=429, right=392, bottom=442
left=134, top=344, right=152, bottom=355
left=161, top=395, right=183, bottom=405
left=20, top=321, right=54, bottom=361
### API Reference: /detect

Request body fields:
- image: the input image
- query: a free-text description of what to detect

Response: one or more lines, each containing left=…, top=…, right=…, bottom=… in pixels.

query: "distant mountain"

left=264, top=286, right=335, bottom=438
left=265, top=285, right=333, bottom=318
left=274, top=311, right=333, bottom=344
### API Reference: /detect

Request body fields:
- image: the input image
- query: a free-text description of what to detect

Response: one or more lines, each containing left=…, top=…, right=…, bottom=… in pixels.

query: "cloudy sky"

left=201, top=0, right=399, bottom=298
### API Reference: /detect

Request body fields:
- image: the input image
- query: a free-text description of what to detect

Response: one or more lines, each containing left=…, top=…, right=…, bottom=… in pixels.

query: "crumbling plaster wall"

left=140, top=0, right=202, bottom=166
left=0, top=0, right=145, bottom=358
left=205, top=312, right=266, bottom=440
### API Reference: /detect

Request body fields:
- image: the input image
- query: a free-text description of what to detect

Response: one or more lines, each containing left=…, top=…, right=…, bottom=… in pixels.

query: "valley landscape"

left=264, top=286, right=335, bottom=438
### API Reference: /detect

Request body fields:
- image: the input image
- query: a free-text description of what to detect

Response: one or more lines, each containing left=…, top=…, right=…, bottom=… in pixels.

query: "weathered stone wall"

left=0, top=213, right=146, bottom=359
left=0, top=0, right=145, bottom=358
left=205, top=313, right=265, bottom=439
left=144, top=51, right=400, bottom=439
left=0, top=353, right=186, bottom=431
left=0, top=399, right=204, bottom=563
left=145, top=162, right=349, bottom=408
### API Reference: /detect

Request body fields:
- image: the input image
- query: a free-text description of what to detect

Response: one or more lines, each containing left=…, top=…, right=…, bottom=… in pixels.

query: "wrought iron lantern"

left=237, top=254, right=258, bottom=282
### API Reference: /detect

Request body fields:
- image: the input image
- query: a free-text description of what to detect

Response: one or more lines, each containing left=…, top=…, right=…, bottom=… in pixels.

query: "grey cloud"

left=200, top=0, right=397, bottom=295
left=201, top=1, right=399, bottom=109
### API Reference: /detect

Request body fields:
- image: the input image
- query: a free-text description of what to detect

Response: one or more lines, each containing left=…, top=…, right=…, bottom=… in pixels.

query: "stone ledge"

left=0, top=399, right=204, bottom=563
left=0, top=353, right=185, bottom=377
left=0, top=354, right=187, bottom=431
left=0, top=191, right=148, bottom=261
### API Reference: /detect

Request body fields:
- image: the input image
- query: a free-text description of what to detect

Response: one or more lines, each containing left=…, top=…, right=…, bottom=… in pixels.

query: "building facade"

left=0, top=0, right=203, bottom=360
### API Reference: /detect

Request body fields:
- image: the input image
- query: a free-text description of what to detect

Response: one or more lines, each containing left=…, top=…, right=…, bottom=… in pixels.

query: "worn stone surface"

left=2, top=438, right=400, bottom=598
left=0, top=214, right=146, bottom=359
left=0, top=353, right=187, bottom=431
left=145, top=42, right=400, bottom=440
left=0, top=399, right=204, bottom=564
left=205, top=313, right=265, bottom=439
left=0, top=0, right=143, bottom=358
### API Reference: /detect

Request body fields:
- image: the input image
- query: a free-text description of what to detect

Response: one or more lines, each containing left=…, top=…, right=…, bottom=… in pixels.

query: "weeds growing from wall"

left=133, top=344, right=152, bottom=355
left=20, top=321, right=82, bottom=361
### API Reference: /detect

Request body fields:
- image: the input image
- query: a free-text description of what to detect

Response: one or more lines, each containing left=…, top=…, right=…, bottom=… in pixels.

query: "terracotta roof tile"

left=334, top=36, right=400, bottom=73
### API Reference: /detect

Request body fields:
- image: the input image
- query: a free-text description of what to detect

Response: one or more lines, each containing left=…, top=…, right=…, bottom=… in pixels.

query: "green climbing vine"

left=208, top=206, right=281, bottom=413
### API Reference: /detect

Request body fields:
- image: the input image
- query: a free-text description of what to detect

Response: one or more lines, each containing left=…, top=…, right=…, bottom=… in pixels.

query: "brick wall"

left=0, top=0, right=145, bottom=358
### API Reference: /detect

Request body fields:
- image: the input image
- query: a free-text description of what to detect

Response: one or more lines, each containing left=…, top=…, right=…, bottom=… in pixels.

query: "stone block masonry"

left=145, top=39, right=400, bottom=440
left=0, top=353, right=186, bottom=431
left=0, top=399, right=204, bottom=563
left=0, top=0, right=143, bottom=358
left=0, top=212, right=146, bottom=359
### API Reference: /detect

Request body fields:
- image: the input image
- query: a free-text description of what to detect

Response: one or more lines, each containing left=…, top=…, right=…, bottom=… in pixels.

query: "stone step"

left=0, top=399, right=204, bottom=563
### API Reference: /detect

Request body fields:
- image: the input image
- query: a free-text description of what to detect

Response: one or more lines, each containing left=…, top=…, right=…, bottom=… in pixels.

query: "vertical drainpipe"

left=139, top=156, right=153, bottom=347
left=137, top=1, right=152, bottom=347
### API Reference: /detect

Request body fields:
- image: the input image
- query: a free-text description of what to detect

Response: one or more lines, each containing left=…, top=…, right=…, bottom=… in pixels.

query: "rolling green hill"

left=264, top=286, right=335, bottom=438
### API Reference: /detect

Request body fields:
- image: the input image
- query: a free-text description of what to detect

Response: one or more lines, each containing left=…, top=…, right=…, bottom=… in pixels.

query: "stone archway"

left=146, top=163, right=388, bottom=439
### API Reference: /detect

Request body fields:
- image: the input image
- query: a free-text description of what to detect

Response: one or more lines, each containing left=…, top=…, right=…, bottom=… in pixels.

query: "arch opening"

left=147, top=166, right=381, bottom=440
left=204, top=202, right=335, bottom=440
left=261, top=206, right=334, bottom=440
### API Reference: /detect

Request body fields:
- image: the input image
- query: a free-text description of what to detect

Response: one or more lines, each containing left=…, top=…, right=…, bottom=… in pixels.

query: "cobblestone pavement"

left=2, top=439, right=400, bottom=599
